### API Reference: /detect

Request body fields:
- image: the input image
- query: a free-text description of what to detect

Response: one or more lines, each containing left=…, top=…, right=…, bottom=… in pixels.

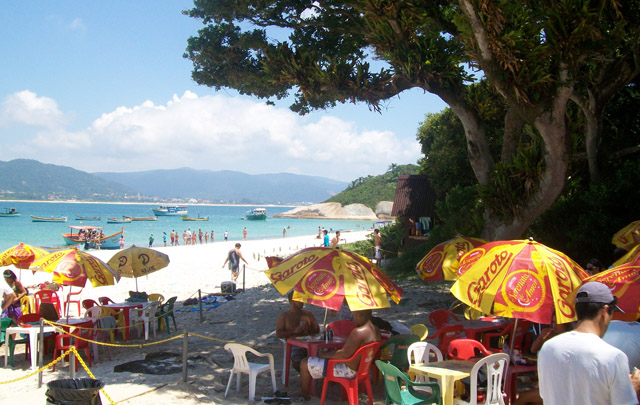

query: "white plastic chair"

left=84, top=306, right=102, bottom=362
left=279, top=338, right=286, bottom=384
left=408, top=341, right=444, bottom=388
left=224, top=343, right=276, bottom=401
left=129, top=301, right=158, bottom=340
left=454, top=353, right=509, bottom=405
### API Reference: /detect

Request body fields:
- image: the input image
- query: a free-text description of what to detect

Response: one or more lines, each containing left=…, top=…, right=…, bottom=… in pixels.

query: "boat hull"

left=75, top=216, right=102, bottom=221
left=31, top=215, right=67, bottom=222
left=152, top=206, right=188, bottom=216
left=0, top=213, right=20, bottom=217
left=246, top=214, right=267, bottom=220
left=107, top=217, right=132, bottom=224
left=62, top=230, right=123, bottom=249
left=123, top=216, right=157, bottom=221
left=182, top=216, right=209, bottom=221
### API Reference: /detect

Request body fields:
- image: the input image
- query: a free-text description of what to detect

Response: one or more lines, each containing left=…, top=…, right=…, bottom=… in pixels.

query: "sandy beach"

left=0, top=230, right=453, bottom=404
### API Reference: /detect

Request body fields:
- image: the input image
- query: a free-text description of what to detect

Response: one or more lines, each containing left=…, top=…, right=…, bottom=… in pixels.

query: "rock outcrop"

left=273, top=202, right=379, bottom=220
left=375, top=201, right=394, bottom=219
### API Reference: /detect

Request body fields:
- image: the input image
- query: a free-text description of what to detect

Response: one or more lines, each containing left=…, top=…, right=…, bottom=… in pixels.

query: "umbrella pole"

left=508, top=318, right=518, bottom=360
left=323, top=308, right=328, bottom=334
left=135, top=278, right=139, bottom=292
left=66, top=286, right=71, bottom=323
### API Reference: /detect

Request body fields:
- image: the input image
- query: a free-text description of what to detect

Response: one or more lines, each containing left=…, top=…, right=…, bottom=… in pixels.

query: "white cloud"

left=0, top=90, right=66, bottom=129
left=0, top=91, right=422, bottom=181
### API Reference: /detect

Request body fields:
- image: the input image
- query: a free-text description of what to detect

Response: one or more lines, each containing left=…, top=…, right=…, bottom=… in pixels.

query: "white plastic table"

left=5, top=324, right=56, bottom=370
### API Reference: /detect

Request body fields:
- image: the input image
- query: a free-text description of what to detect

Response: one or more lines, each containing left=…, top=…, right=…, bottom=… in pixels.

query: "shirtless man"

left=299, top=309, right=380, bottom=400
left=330, top=231, right=341, bottom=248
left=222, top=243, right=248, bottom=281
left=276, top=291, right=320, bottom=371
left=373, top=229, right=382, bottom=264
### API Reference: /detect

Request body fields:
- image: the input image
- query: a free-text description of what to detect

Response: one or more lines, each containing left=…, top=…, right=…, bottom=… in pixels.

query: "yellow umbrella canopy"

left=264, top=247, right=402, bottom=311
left=416, top=236, right=487, bottom=282
left=612, top=220, right=640, bottom=250
left=612, top=244, right=640, bottom=268
left=451, top=239, right=590, bottom=325
left=30, top=247, right=120, bottom=288
left=0, top=243, right=50, bottom=270
left=107, top=246, right=170, bottom=279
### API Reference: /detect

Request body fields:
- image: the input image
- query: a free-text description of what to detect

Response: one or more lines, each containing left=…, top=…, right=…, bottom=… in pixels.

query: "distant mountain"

left=325, top=164, right=419, bottom=209
left=0, top=159, right=136, bottom=201
left=94, top=168, right=347, bottom=204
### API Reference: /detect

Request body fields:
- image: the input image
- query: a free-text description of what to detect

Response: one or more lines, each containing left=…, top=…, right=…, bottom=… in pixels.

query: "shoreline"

left=0, top=199, right=297, bottom=208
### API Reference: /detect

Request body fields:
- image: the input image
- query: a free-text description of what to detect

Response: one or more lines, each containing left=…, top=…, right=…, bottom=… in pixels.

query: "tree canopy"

left=184, top=0, right=640, bottom=240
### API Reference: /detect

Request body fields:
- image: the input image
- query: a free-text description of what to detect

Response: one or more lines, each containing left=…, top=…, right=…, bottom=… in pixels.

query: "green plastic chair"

left=0, top=317, right=13, bottom=345
left=381, top=334, right=421, bottom=372
left=375, top=360, right=441, bottom=405
left=156, top=296, right=177, bottom=334
left=1, top=317, right=30, bottom=366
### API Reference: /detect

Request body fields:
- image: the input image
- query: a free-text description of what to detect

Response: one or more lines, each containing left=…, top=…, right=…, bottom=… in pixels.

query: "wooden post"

left=182, top=329, right=189, bottom=382
left=38, top=319, right=44, bottom=388
left=70, top=351, right=76, bottom=379
left=198, top=289, right=203, bottom=323
left=242, top=264, right=246, bottom=292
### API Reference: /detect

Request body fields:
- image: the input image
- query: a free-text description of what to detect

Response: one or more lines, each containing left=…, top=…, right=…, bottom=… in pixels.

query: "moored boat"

left=0, top=208, right=20, bottom=217
left=123, top=216, right=158, bottom=221
left=107, top=217, right=132, bottom=224
left=245, top=208, right=267, bottom=220
left=182, top=215, right=209, bottom=221
left=75, top=215, right=102, bottom=221
left=62, top=225, right=123, bottom=249
left=31, top=215, right=67, bottom=223
left=152, top=205, right=188, bottom=216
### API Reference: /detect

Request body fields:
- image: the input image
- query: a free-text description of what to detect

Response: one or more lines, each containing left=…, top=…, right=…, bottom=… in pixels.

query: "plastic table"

left=409, top=359, right=476, bottom=405
left=4, top=324, right=56, bottom=370
left=103, top=302, right=143, bottom=341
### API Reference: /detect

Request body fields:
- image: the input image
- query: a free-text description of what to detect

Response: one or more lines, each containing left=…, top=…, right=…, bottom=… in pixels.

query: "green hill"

left=325, top=164, right=419, bottom=209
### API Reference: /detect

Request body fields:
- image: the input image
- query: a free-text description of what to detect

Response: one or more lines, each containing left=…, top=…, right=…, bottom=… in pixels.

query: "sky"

left=0, top=1, right=447, bottom=182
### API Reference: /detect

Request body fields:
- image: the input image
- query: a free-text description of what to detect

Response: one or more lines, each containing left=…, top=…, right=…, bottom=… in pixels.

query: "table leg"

left=29, top=330, right=38, bottom=371
left=441, top=375, right=455, bottom=405
left=284, top=343, right=292, bottom=387
left=4, top=334, right=9, bottom=367
left=122, top=309, right=130, bottom=341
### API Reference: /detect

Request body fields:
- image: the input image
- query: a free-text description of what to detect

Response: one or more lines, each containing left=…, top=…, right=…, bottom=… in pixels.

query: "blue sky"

left=0, top=1, right=446, bottom=181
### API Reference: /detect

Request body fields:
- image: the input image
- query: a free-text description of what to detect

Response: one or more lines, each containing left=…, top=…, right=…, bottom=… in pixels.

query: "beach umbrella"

left=106, top=245, right=170, bottom=291
left=264, top=246, right=402, bottom=312
left=30, top=247, right=120, bottom=320
left=612, top=244, right=640, bottom=268
left=416, top=236, right=487, bottom=282
left=585, top=262, right=640, bottom=320
left=612, top=220, right=640, bottom=251
left=0, top=243, right=50, bottom=279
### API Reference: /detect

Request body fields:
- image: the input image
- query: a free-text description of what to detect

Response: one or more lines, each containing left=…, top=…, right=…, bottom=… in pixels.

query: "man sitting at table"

left=298, top=309, right=381, bottom=400
left=276, top=291, right=320, bottom=371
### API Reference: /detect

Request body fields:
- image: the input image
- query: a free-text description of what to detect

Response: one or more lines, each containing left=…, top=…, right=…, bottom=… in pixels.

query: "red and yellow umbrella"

left=451, top=239, right=590, bottom=324
left=30, top=248, right=120, bottom=288
left=612, top=220, right=640, bottom=251
left=0, top=243, right=50, bottom=270
left=585, top=262, right=640, bottom=320
left=612, top=244, right=640, bottom=268
left=264, top=247, right=402, bottom=311
left=416, top=236, right=487, bottom=282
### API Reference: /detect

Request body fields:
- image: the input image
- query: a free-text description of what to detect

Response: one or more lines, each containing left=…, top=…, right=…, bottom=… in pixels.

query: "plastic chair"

left=453, top=353, right=509, bottom=405
left=0, top=318, right=13, bottom=345
left=410, top=324, right=429, bottom=341
left=20, top=295, right=32, bottom=315
left=84, top=307, right=102, bottom=361
left=2, top=317, right=30, bottom=366
left=428, top=309, right=460, bottom=329
left=156, top=296, right=177, bottom=334
left=448, top=339, right=493, bottom=360
left=427, top=324, right=465, bottom=356
left=129, top=301, right=159, bottom=340
left=82, top=299, right=99, bottom=311
left=52, top=327, right=93, bottom=372
left=148, top=293, right=165, bottom=305
left=327, top=320, right=357, bottom=338
left=482, top=321, right=530, bottom=353
left=223, top=343, right=276, bottom=401
left=320, top=341, right=381, bottom=405
left=98, top=296, right=115, bottom=305
left=63, top=287, right=83, bottom=317
left=381, top=334, right=421, bottom=372
left=100, top=307, right=125, bottom=339
left=407, top=342, right=443, bottom=385
left=375, top=360, right=442, bottom=405
left=34, top=290, right=61, bottom=317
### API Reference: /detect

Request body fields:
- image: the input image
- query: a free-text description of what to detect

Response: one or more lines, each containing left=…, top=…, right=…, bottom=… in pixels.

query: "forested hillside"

left=325, top=164, right=419, bottom=209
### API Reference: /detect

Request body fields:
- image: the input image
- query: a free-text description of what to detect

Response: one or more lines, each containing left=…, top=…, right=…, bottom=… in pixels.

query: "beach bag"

left=125, top=291, right=148, bottom=302
left=228, top=250, right=239, bottom=270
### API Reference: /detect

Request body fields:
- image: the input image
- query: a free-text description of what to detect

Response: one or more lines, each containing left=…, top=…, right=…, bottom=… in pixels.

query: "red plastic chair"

left=98, top=296, right=115, bottom=305
left=82, top=299, right=99, bottom=310
left=62, top=287, right=83, bottom=317
left=427, top=324, right=464, bottom=356
left=320, top=341, right=381, bottom=405
left=327, top=320, right=357, bottom=338
left=52, top=326, right=93, bottom=372
left=428, top=309, right=460, bottom=329
left=448, top=338, right=494, bottom=360
left=482, top=320, right=531, bottom=352
left=34, top=290, right=61, bottom=317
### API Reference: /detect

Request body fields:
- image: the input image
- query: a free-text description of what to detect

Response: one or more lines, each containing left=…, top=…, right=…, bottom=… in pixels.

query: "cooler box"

left=221, top=281, right=236, bottom=294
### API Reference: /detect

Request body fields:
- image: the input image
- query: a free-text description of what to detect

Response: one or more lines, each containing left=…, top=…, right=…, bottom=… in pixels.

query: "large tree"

left=184, top=0, right=640, bottom=240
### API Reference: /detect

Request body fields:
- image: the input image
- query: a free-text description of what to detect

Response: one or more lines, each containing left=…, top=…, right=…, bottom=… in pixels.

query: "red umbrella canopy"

left=611, top=220, right=640, bottom=251
left=585, top=262, right=640, bottom=317
left=30, top=248, right=120, bottom=288
left=0, top=243, right=50, bottom=270
left=416, top=236, right=487, bottom=282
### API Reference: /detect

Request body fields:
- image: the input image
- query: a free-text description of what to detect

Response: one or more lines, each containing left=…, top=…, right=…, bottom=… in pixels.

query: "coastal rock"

left=375, top=201, right=395, bottom=219
left=273, top=202, right=378, bottom=220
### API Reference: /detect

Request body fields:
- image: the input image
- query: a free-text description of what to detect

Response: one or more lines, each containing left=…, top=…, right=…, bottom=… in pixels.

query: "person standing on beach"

left=330, top=231, right=341, bottom=248
left=224, top=230, right=228, bottom=241
left=183, top=230, right=187, bottom=245
left=119, top=235, right=125, bottom=249
left=148, top=233, right=154, bottom=248
left=198, top=229, right=203, bottom=244
left=222, top=243, right=248, bottom=282
left=317, top=226, right=322, bottom=239
left=204, top=231, right=209, bottom=244
left=374, top=229, right=382, bottom=264
left=322, top=229, right=330, bottom=247
left=283, top=228, right=287, bottom=238
left=170, top=230, right=175, bottom=246
left=211, top=230, right=214, bottom=243
left=163, top=232, right=167, bottom=247
left=276, top=291, right=320, bottom=371
left=243, top=227, right=247, bottom=240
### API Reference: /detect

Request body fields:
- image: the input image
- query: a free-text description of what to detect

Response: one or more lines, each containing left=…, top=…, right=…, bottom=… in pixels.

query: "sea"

left=0, top=201, right=375, bottom=251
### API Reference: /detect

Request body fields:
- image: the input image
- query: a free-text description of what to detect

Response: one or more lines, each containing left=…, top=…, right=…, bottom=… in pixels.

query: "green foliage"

left=325, top=164, right=419, bottom=209
left=434, top=186, right=485, bottom=238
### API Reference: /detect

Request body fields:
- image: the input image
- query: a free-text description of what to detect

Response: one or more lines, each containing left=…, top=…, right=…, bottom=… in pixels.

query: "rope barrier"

left=0, top=348, right=71, bottom=385
left=188, top=332, right=281, bottom=349
left=71, top=347, right=116, bottom=405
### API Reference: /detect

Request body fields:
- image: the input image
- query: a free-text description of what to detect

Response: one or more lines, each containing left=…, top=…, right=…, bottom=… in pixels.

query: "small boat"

left=75, top=215, right=102, bottom=221
left=0, top=208, right=20, bottom=217
left=182, top=215, right=209, bottom=221
left=107, top=217, right=132, bottom=224
left=31, top=215, right=67, bottom=223
left=123, top=216, right=158, bottom=221
left=245, top=208, right=267, bottom=220
left=152, top=205, right=188, bottom=216
left=62, top=225, right=123, bottom=250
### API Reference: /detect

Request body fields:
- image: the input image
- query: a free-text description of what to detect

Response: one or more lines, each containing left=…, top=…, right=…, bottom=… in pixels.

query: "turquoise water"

left=0, top=202, right=375, bottom=251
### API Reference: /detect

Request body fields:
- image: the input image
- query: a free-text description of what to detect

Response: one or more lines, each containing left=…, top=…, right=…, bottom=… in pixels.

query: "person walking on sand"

left=163, top=232, right=167, bottom=247
left=224, top=230, right=228, bottom=242
left=222, top=243, right=248, bottom=282
left=243, top=227, right=247, bottom=240
left=330, top=231, right=341, bottom=248
left=374, top=229, right=382, bottom=264
left=148, top=233, right=154, bottom=248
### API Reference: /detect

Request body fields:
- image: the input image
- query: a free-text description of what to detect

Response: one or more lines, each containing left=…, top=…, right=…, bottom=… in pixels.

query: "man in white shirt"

left=538, top=281, right=640, bottom=404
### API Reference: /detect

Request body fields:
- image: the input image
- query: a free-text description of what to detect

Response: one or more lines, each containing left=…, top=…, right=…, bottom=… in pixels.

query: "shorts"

left=291, top=346, right=307, bottom=364
left=307, top=357, right=357, bottom=379
left=375, top=246, right=381, bottom=259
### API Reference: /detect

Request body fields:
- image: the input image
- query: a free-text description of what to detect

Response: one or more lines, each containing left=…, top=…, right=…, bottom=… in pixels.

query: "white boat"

left=151, top=205, right=188, bottom=216
left=245, top=208, right=267, bottom=220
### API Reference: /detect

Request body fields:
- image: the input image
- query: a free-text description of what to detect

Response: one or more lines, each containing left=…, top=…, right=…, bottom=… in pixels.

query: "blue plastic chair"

left=156, top=296, right=177, bottom=334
